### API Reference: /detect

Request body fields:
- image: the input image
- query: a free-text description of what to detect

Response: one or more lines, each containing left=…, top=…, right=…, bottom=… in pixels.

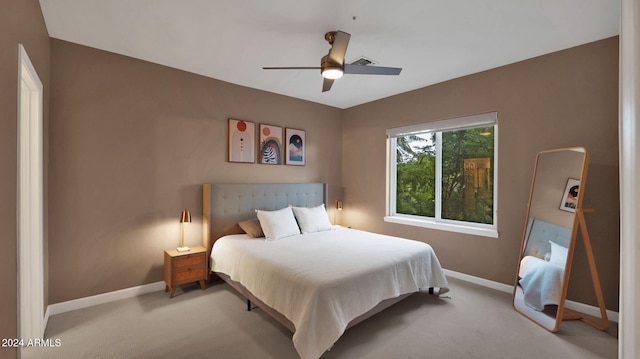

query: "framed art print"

left=258, top=124, right=283, bottom=164
left=560, top=178, right=580, bottom=212
left=228, top=119, right=255, bottom=163
left=285, top=128, right=305, bottom=166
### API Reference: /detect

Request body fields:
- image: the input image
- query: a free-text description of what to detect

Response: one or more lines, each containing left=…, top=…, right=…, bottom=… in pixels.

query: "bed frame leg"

left=247, top=299, right=252, bottom=311
left=428, top=287, right=434, bottom=294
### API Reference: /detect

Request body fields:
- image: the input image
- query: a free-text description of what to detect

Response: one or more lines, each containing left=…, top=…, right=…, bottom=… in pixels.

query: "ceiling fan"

left=263, top=30, right=402, bottom=92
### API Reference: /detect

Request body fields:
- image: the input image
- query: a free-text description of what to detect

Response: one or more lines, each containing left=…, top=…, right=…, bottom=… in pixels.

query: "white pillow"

left=292, top=204, right=333, bottom=234
left=548, top=241, right=568, bottom=267
left=256, top=207, right=300, bottom=240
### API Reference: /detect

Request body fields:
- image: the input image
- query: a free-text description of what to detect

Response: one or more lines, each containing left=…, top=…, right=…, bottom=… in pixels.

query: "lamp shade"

left=180, top=208, right=191, bottom=223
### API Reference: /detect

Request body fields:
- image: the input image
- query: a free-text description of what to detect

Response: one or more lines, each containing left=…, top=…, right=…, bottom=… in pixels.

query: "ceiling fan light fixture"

left=322, top=67, right=343, bottom=79
left=262, top=30, right=401, bottom=92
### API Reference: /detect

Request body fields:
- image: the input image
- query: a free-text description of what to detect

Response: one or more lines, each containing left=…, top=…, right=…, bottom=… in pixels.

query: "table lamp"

left=177, top=208, right=191, bottom=252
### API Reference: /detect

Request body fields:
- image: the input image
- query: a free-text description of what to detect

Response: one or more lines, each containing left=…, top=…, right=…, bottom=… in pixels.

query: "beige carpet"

left=23, top=277, right=617, bottom=359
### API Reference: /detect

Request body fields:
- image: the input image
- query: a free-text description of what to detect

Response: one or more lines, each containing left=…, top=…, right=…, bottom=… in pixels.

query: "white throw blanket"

left=211, top=227, right=448, bottom=359
left=518, top=255, right=564, bottom=311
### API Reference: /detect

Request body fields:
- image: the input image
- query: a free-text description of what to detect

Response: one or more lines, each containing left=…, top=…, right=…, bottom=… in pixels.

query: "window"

left=385, top=112, right=498, bottom=237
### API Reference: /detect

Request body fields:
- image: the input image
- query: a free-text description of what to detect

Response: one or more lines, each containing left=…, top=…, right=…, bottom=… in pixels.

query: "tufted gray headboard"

left=202, top=183, right=327, bottom=270
left=522, top=217, right=572, bottom=259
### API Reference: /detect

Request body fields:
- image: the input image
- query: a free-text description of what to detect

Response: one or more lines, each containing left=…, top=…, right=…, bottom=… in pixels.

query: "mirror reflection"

left=513, top=147, right=587, bottom=332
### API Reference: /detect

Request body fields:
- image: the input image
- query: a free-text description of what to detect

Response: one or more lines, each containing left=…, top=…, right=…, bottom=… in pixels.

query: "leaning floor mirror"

left=512, top=147, right=609, bottom=332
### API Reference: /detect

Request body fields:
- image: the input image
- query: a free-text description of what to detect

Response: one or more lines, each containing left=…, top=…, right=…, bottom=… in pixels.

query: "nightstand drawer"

left=173, top=267, right=206, bottom=283
left=164, top=245, right=208, bottom=298
left=173, top=253, right=205, bottom=268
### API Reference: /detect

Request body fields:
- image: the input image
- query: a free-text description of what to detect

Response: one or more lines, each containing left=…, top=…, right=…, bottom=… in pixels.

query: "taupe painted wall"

left=43, top=29, right=619, bottom=313
left=341, top=37, right=620, bottom=310
left=48, top=40, right=343, bottom=303
left=0, top=1, right=50, bottom=357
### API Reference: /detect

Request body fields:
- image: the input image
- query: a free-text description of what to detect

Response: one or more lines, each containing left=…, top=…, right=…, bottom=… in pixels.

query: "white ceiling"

left=38, top=0, right=620, bottom=109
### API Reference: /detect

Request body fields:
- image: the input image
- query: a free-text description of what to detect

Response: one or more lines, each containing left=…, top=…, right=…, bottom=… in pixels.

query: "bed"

left=518, top=255, right=565, bottom=310
left=202, top=183, right=448, bottom=359
left=514, top=218, right=571, bottom=314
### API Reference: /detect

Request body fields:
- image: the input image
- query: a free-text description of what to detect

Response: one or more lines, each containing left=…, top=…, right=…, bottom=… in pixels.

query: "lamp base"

left=176, top=246, right=190, bottom=252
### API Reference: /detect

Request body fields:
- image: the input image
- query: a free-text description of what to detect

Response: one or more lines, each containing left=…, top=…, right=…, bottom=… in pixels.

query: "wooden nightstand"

left=164, top=245, right=207, bottom=298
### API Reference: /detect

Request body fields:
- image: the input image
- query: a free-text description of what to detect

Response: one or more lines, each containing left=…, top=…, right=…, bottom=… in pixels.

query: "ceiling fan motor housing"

left=321, top=54, right=343, bottom=79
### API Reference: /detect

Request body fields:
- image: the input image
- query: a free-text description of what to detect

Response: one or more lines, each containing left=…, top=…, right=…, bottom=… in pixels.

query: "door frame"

left=17, top=43, right=45, bottom=342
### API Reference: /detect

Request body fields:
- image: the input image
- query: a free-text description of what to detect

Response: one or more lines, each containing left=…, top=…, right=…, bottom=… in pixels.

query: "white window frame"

left=385, top=112, right=499, bottom=238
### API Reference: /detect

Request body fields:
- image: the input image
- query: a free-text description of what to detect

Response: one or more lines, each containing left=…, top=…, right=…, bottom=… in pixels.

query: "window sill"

left=384, top=215, right=499, bottom=238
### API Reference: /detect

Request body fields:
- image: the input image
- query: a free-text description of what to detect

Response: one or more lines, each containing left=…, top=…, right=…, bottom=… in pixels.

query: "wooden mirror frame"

left=512, top=147, right=608, bottom=332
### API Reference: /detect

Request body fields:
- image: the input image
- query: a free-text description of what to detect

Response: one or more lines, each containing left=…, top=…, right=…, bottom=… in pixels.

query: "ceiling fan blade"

left=327, top=31, right=351, bottom=65
left=344, top=64, right=402, bottom=75
left=263, top=67, right=321, bottom=70
left=322, top=78, right=334, bottom=92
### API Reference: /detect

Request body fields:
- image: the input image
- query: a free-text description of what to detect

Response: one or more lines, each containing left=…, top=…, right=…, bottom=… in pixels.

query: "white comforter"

left=211, top=227, right=448, bottom=359
left=518, top=255, right=565, bottom=311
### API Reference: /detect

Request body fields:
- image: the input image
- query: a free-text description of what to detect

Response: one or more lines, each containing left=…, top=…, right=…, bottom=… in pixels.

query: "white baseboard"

left=444, top=269, right=514, bottom=293
left=48, top=281, right=166, bottom=316
left=563, top=299, right=619, bottom=323
left=46, top=271, right=619, bottom=324
left=444, top=269, right=619, bottom=323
